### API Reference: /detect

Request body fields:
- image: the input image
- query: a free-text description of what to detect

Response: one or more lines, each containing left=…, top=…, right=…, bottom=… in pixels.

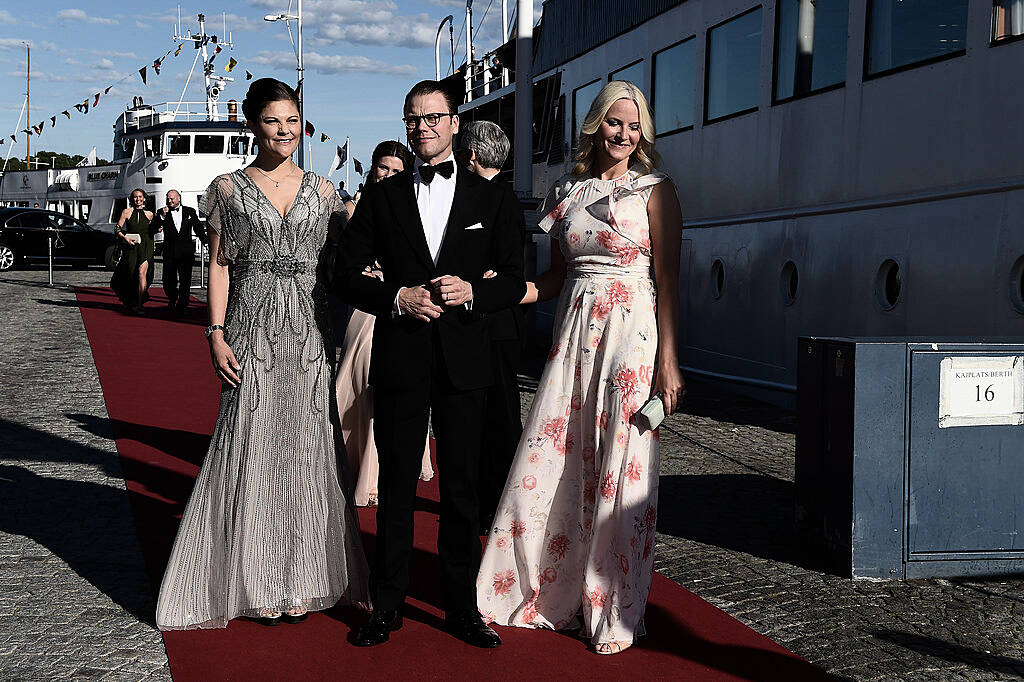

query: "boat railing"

left=465, top=45, right=514, bottom=103
left=122, top=101, right=243, bottom=131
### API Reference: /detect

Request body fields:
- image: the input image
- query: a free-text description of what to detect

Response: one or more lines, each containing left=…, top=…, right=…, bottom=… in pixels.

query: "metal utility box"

left=796, top=337, right=1024, bottom=579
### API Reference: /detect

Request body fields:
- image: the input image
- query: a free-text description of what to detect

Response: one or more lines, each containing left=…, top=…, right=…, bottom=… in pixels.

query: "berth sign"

left=938, top=356, right=1024, bottom=428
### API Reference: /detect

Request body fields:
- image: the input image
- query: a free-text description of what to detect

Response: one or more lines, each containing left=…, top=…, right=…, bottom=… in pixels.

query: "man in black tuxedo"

left=152, top=189, right=207, bottom=315
left=458, top=121, right=523, bottom=532
left=335, top=81, right=525, bottom=648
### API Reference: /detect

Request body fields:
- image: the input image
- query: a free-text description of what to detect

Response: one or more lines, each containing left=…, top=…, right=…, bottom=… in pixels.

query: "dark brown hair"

left=368, top=140, right=413, bottom=184
left=242, top=78, right=300, bottom=122
left=403, top=80, right=456, bottom=114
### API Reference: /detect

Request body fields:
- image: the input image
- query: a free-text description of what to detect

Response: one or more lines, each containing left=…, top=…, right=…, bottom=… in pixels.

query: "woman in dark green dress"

left=111, top=188, right=156, bottom=314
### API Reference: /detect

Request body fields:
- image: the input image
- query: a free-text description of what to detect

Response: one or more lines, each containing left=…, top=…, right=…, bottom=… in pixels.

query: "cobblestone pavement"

left=0, top=266, right=170, bottom=681
left=2, top=265, right=1023, bottom=681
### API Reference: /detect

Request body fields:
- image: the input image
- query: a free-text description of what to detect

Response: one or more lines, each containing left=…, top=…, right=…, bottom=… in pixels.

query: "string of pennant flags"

left=3, top=35, right=363, bottom=176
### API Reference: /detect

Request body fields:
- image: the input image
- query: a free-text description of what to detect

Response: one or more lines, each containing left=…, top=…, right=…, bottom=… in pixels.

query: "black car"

left=0, top=208, right=118, bottom=271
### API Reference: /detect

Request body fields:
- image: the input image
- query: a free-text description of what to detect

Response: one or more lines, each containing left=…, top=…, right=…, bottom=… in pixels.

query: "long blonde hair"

left=572, top=80, right=660, bottom=177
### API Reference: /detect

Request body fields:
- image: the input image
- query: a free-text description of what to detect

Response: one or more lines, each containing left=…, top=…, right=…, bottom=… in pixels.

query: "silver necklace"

left=254, top=163, right=297, bottom=188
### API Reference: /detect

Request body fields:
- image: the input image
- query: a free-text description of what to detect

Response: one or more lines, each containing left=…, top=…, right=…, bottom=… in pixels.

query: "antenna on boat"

left=173, top=12, right=235, bottom=121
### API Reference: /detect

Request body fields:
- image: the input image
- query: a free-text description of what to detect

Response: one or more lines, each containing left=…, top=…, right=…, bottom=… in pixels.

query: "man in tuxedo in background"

left=152, top=189, right=207, bottom=316
left=335, top=81, right=525, bottom=649
left=458, top=121, right=524, bottom=533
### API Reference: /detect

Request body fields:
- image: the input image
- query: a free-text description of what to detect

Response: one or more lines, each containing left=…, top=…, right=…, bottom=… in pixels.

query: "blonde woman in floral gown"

left=476, top=81, right=684, bottom=655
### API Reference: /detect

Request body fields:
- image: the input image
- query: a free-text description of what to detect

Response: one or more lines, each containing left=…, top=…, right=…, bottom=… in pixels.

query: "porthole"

left=1009, top=255, right=1024, bottom=315
left=780, top=260, right=798, bottom=306
left=875, top=259, right=902, bottom=311
left=711, top=259, right=725, bottom=299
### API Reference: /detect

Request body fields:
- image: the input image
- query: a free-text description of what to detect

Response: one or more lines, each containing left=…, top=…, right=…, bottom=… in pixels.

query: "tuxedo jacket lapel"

left=435, top=166, right=476, bottom=273
left=392, top=170, right=434, bottom=271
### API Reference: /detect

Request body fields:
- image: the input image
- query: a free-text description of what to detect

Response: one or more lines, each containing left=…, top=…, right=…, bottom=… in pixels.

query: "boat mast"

left=174, top=13, right=234, bottom=121
left=513, top=0, right=533, bottom=197
left=25, top=44, right=30, bottom=168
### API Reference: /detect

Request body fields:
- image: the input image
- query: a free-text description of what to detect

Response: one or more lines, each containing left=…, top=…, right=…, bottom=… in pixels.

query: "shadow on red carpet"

left=75, top=285, right=835, bottom=681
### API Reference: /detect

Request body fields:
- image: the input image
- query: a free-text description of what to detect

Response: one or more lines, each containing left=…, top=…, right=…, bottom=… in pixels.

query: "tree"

left=2, top=149, right=111, bottom=171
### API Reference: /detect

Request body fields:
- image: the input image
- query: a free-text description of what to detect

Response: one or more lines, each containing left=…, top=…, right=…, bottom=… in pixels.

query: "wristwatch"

left=204, top=324, right=225, bottom=338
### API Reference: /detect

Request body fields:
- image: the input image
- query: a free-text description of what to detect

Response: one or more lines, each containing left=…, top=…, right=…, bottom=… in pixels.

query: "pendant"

left=275, top=181, right=280, bottom=188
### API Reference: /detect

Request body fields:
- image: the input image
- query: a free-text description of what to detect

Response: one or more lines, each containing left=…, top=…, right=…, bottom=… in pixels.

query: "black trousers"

left=162, top=252, right=195, bottom=308
left=479, top=338, right=522, bottom=526
left=372, top=342, right=487, bottom=612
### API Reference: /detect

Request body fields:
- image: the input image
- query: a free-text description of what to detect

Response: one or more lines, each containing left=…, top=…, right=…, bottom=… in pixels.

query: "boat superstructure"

left=0, top=13, right=256, bottom=236
left=453, top=0, right=1024, bottom=404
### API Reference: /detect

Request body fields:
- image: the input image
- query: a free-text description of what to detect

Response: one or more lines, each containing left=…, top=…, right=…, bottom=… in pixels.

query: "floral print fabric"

left=476, top=167, right=667, bottom=646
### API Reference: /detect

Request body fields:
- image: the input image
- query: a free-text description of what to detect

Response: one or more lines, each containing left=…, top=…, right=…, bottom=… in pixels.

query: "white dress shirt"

left=413, top=152, right=457, bottom=264
left=394, top=151, right=471, bottom=315
left=168, top=206, right=182, bottom=231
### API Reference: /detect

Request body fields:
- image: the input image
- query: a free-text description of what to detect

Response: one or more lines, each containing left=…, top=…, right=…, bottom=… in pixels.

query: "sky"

left=0, top=0, right=533, bottom=176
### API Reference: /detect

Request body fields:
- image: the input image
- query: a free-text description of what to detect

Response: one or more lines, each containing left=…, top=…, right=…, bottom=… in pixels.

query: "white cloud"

left=249, top=0, right=438, bottom=49
left=90, top=49, right=139, bottom=60
left=136, top=20, right=151, bottom=29
left=57, top=8, right=119, bottom=26
left=250, top=50, right=416, bottom=76
left=0, top=10, right=17, bottom=23
left=0, top=38, right=59, bottom=52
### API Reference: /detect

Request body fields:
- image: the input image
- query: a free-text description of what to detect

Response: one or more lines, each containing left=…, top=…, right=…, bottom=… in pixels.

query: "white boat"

left=454, top=0, right=1024, bottom=405
left=0, top=13, right=256, bottom=254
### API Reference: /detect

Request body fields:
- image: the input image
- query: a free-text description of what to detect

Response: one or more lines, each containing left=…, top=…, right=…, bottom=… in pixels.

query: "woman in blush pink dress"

left=335, top=140, right=434, bottom=507
left=475, top=81, right=685, bottom=655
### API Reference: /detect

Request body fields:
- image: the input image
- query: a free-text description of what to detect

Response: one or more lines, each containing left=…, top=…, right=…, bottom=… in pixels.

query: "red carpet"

left=76, top=285, right=833, bottom=681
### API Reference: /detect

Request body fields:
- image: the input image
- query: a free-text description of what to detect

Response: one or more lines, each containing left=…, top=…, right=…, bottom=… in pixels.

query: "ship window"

left=993, top=0, right=1024, bottom=42
left=572, top=79, right=603, bottom=152
left=168, top=135, right=191, bottom=155
left=78, top=200, right=92, bottom=222
left=774, top=0, right=849, bottom=101
left=144, top=134, right=163, bottom=157
left=866, top=0, right=968, bottom=76
left=229, top=135, right=250, bottom=156
left=875, top=259, right=902, bottom=310
left=653, top=37, right=697, bottom=136
left=195, top=135, right=225, bottom=154
left=610, top=60, right=644, bottom=87
left=706, top=7, right=763, bottom=123
left=548, top=94, right=566, bottom=165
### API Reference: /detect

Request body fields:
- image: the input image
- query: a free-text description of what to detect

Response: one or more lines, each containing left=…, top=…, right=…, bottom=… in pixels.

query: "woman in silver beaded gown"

left=155, top=79, right=369, bottom=630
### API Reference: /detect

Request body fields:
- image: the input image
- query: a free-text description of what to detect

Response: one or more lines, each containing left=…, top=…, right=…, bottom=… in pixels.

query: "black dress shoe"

left=353, top=609, right=402, bottom=647
left=444, top=609, right=501, bottom=648
left=280, top=611, right=308, bottom=624
left=247, top=614, right=282, bottom=626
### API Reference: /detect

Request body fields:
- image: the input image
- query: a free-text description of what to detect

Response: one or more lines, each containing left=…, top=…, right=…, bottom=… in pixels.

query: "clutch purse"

left=125, top=233, right=142, bottom=244
left=635, top=394, right=665, bottom=432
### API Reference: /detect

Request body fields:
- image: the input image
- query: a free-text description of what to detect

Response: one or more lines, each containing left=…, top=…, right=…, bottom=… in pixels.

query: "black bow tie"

left=418, top=160, right=454, bottom=184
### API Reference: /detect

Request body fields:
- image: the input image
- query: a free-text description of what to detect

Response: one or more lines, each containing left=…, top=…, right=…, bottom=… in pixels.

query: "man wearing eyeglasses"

left=335, top=80, right=525, bottom=650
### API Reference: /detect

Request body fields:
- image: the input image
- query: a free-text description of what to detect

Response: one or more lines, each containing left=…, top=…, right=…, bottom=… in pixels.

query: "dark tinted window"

left=168, top=135, right=190, bottom=155
left=8, top=212, right=48, bottom=229
left=610, top=60, right=644, bottom=86
left=49, top=213, right=86, bottom=230
left=775, top=0, right=849, bottom=100
left=572, top=79, right=603, bottom=150
left=653, top=37, right=697, bottom=134
left=195, top=135, right=224, bottom=154
left=867, top=0, right=968, bottom=75
left=706, top=8, right=763, bottom=122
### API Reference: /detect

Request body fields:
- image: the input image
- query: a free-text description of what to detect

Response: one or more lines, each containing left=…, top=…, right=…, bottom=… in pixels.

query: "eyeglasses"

left=403, top=112, right=454, bottom=130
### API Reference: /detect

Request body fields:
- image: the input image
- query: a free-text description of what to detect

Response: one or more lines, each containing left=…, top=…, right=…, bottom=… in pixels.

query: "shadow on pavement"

left=870, top=629, right=1024, bottom=675
left=658, top=473, right=812, bottom=568
left=0, top=418, right=158, bottom=627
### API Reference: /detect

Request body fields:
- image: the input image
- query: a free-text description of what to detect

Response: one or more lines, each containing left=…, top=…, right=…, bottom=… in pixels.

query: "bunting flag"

left=10, top=135, right=16, bottom=144
left=245, top=70, right=253, bottom=80
left=0, top=138, right=4, bottom=145
left=104, top=85, right=112, bottom=94
left=304, top=120, right=315, bottom=137
left=320, top=132, right=330, bottom=143
left=214, top=45, right=222, bottom=55
left=174, top=43, right=183, bottom=57
left=22, top=129, right=32, bottom=136
left=225, top=57, right=237, bottom=73
left=74, top=102, right=85, bottom=112
left=83, top=100, right=89, bottom=114
left=62, top=110, right=71, bottom=119
left=327, top=144, right=347, bottom=177
left=354, top=158, right=363, bottom=175
left=139, top=66, right=147, bottom=84
left=50, top=116, right=56, bottom=127
left=33, top=123, right=43, bottom=135
left=93, top=93, right=101, bottom=107
left=153, top=58, right=162, bottom=76
left=211, top=35, right=218, bottom=44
